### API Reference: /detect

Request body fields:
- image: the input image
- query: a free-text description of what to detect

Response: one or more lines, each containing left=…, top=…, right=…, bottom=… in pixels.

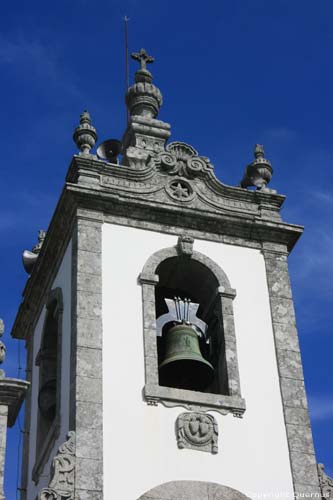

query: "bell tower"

left=10, top=48, right=327, bottom=500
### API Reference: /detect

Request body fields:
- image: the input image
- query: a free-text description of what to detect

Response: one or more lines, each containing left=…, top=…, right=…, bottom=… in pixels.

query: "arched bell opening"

left=155, top=256, right=228, bottom=395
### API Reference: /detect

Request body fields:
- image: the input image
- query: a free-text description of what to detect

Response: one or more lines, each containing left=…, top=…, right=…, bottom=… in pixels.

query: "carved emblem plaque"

left=176, top=412, right=218, bottom=454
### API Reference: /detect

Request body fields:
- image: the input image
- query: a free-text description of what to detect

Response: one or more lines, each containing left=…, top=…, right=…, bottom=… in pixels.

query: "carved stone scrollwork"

left=176, top=412, right=218, bottom=454
left=158, top=142, right=214, bottom=179
left=318, top=463, right=333, bottom=499
left=38, top=431, right=75, bottom=500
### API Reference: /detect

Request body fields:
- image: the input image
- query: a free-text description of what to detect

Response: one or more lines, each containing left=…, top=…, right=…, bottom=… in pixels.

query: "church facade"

left=5, top=48, right=331, bottom=499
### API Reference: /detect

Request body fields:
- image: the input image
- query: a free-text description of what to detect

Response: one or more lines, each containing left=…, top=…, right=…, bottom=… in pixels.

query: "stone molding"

left=176, top=412, right=218, bottom=454
left=38, top=431, right=75, bottom=500
left=138, top=481, right=251, bottom=500
left=262, top=247, right=321, bottom=497
left=139, top=239, right=245, bottom=417
left=69, top=215, right=103, bottom=497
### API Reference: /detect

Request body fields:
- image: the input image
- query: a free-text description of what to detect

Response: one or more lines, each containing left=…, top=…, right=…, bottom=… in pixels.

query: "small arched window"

left=33, top=287, right=63, bottom=480
left=139, top=236, right=245, bottom=416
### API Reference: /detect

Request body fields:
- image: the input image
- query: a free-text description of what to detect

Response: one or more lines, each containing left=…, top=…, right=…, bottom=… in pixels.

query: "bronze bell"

left=159, top=323, right=214, bottom=391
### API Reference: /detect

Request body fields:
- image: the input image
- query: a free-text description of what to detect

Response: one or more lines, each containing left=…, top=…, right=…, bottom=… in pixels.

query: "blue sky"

left=1, top=0, right=332, bottom=496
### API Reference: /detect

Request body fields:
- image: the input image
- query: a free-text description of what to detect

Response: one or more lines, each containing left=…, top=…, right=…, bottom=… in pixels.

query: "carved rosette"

left=176, top=412, right=218, bottom=454
left=38, top=431, right=75, bottom=500
left=166, top=178, right=194, bottom=202
left=157, top=141, right=214, bottom=179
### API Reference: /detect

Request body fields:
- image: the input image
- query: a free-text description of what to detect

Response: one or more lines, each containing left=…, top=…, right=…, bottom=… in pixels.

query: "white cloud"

left=0, top=34, right=82, bottom=98
left=308, top=395, right=333, bottom=421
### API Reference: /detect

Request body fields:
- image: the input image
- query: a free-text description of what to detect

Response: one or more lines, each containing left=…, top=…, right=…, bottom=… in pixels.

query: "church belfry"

left=8, top=48, right=330, bottom=500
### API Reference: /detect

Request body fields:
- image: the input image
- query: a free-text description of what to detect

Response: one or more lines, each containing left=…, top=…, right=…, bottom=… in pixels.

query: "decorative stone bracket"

left=38, top=431, right=75, bottom=500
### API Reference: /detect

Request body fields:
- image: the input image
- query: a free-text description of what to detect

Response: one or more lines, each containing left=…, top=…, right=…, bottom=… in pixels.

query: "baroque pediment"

left=67, top=137, right=284, bottom=222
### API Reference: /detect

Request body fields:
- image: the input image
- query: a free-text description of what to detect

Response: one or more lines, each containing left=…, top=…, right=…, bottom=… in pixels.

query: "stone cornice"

left=11, top=156, right=303, bottom=341
left=0, top=378, right=30, bottom=427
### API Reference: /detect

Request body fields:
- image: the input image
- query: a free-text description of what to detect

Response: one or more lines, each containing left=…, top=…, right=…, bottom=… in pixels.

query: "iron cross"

left=131, top=48, right=154, bottom=71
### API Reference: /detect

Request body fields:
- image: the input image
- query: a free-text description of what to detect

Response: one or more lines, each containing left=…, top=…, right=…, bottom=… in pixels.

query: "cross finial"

left=131, top=48, right=154, bottom=71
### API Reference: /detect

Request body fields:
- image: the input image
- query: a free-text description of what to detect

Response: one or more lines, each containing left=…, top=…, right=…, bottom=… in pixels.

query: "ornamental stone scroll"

left=157, top=141, right=214, bottom=179
left=38, top=431, right=75, bottom=500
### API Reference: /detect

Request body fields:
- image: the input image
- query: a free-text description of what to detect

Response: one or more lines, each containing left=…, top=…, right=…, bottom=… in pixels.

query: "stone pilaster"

left=70, top=209, right=103, bottom=499
left=262, top=243, right=321, bottom=497
left=0, top=405, right=8, bottom=500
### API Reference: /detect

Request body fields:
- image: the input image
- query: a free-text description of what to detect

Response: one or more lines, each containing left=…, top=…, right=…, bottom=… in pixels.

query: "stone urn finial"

left=240, top=144, right=273, bottom=190
left=125, top=48, right=163, bottom=119
left=73, top=110, right=98, bottom=155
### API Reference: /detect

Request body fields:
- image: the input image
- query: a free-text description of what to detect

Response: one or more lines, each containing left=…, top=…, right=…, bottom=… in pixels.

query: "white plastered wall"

left=102, top=224, right=294, bottom=500
left=27, top=240, right=72, bottom=500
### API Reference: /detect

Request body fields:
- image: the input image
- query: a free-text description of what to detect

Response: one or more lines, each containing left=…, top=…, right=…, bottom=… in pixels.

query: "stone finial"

left=125, top=48, right=163, bottom=119
left=240, top=144, right=273, bottom=190
left=22, top=229, right=47, bottom=274
left=73, top=110, right=98, bottom=155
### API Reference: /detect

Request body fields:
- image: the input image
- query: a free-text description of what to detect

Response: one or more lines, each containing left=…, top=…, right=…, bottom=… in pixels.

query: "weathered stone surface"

left=76, top=317, right=102, bottom=349
left=77, top=223, right=102, bottom=253
left=289, top=451, right=319, bottom=484
left=284, top=407, right=311, bottom=426
left=76, top=291, right=102, bottom=319
left=293, top=483, right=322, bottom=497
left=270, top=297, right=296, bottom=325
left=75, top=458, right=103, bottom=491
left=76, top=402, right=102, bottom=429
left=76, top=428, right=102, bottom=460
left=77, top=249, right=102, bottom=276
left=276, top=349, right=304, bottom=380
left=272, top=322, right=300, bottom=352
left=76, top=347, right=102, bottom=379
left=77, top=272, right=102, bottom=293
left=280, top=377, right=308, bottom=408
left=76, top=376, right=102, bottom=403
left=75, top=490, right=103, bottom=500
left=286, top=423, right=315, bottom=454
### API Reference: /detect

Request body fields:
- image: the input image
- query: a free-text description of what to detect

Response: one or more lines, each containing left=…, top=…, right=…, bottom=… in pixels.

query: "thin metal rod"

left=124, top=16, right=130, bottom=125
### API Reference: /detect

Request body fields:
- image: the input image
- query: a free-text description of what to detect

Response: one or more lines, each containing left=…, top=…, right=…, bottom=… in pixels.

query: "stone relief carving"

left=157, top=141, right=214, bottom=179
left=176, top=412, right=218, bottom=454
left=38, top=431, right=75, bottom=500
left=177, top=235, right=194, bottom=257
left=318, top=463, right=333, bottom=499
left=166, top=178, right=194, bottom=202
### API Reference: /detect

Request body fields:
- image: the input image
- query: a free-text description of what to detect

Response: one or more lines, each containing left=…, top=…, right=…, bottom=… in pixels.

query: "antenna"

left=124, top=16, right=130, bottom=125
